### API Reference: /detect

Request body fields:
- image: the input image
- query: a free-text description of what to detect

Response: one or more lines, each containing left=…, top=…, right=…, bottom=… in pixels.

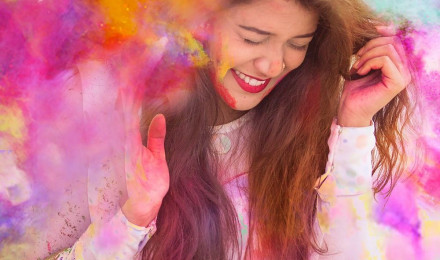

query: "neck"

left=214, top=98, right=248, bottom=126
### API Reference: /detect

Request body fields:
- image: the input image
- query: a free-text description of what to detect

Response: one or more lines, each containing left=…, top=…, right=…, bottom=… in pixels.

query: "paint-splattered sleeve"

left=54, top=209, right=156, bottom=260
left=313, top=119, right=380, bottom=259
left=316, top=119, right=375, bottom=197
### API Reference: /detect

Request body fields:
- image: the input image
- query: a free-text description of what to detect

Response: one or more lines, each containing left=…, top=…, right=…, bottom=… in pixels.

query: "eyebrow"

left=238, top=25, right=315, bottom=38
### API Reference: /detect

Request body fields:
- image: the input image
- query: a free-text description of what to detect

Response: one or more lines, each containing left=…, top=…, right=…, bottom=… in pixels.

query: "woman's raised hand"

left=122, top=113, right=170, bottom=227
left=338, top=24, right=412, bottom=127
left=115, top=38, right=170, bottom=227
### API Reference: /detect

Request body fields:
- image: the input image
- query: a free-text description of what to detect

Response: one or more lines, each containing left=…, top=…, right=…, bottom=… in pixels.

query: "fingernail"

left=357, top=47, right=365, bottom=56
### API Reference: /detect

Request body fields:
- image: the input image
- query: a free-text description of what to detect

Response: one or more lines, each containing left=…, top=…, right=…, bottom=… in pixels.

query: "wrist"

left=122, top=199, right=162, bottom=227
left=337, top=114, right=372, bottom=127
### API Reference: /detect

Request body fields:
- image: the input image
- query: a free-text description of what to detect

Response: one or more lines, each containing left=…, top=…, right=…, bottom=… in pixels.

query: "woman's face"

left=208, top=0, right=318, bottom=111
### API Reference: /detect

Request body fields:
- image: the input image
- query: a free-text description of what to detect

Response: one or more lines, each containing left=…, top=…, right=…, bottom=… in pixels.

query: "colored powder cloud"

left=364, top=0, right=440, bottom=258
left=0, top=0, right=439, bottom=259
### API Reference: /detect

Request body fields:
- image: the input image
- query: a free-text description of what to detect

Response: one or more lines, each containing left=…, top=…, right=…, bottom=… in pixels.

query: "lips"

left=231, top=69, right=271, bottom=94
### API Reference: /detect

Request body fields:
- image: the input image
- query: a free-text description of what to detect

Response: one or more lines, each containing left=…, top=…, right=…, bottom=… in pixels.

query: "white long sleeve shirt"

left=55, top=109, right=376, bottom=259
left=53, top=59, right=377, bottom=259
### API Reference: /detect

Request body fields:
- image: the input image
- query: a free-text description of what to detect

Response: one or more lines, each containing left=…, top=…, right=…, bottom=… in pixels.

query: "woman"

left=54, top=0, right=413, bottom=259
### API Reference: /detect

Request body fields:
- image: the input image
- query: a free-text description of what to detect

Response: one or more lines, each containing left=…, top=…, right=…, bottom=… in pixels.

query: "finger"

left=120, top=37, right=169, bottom=113
left=119, top=88, right=144, bottom=117
left=357, top=56, right=406, bottom=92
left=357, top=36, right=409, bottom=70
left=375, top=25, right=397, bottom=37
left=357, top=36, right=395, bottom=56
left=353, top=44, right=404, bottom=74
left=125, top=130, right=144, bottom=171
left=146, top=114, right=167, bottom=160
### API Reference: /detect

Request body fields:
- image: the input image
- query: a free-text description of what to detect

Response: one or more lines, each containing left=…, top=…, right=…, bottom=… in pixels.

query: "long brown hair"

left=140, top=0, right=415, bottom=259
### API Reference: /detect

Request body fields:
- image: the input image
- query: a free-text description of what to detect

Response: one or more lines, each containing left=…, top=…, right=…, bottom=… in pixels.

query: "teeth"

left=234, top=69, right=266, bottom=86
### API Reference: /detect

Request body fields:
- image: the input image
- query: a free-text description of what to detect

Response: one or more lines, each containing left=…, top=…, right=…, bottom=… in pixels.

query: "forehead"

left=222, top=0, right=318, bottom=36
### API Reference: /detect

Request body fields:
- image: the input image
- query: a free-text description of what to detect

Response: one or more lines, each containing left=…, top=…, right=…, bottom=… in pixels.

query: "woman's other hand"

left=338, top=25, right=412, bottom=127
left=122, top=114, right=170, bottom=227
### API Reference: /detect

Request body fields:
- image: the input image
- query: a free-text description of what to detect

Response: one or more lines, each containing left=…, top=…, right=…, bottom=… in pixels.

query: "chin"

left=229, top=100, right=261, bottom=111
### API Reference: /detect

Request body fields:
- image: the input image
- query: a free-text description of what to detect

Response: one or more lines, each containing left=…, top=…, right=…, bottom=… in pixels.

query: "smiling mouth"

left=231, top=69, right=271, bottom=94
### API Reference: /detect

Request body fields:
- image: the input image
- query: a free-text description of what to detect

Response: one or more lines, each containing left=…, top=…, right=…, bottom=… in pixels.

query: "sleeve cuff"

left=69, top=209, right=157, bottom=259
left=317, top=118, right=375, bottom=198
left=115, top=208, right=157, bottom=252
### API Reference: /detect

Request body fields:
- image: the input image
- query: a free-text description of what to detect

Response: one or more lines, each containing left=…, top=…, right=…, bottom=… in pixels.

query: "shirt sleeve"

left=50, top=60, right=157, bottom=260
left=313, top=119, right=384, bottom=259
left=54, top=209, right=156, bottom=260
left=316, top=118, right=375, bottom=199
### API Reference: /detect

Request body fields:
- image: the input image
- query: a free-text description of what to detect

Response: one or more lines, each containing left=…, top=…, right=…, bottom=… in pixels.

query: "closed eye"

left=288, top=43, right=308, bottom=51
left=243, top=36, right=309, bottom=51
left=243, top=38, right=265, bottom=45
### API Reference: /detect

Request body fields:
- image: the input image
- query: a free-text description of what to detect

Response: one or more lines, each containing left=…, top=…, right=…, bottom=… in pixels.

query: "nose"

left=253, top=48, right=285, bottom=78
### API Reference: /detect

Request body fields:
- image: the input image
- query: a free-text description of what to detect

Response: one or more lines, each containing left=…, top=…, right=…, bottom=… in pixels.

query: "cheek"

left=211, top=33, right=240, bottom=82
left=217, top=56, right=233, bottom=82
left=288, top=53, right=307, bottom=69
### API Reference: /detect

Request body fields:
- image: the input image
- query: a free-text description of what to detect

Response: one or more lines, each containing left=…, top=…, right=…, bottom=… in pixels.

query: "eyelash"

left=243, top=38, right=308, bottom=51
left=243, top=38, right=264, bottom=45
left=288, top=43, right=308, bottom=51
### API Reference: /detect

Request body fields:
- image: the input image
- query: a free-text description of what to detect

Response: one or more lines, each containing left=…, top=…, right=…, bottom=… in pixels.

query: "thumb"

left=147, top=114, right=167, bottom=159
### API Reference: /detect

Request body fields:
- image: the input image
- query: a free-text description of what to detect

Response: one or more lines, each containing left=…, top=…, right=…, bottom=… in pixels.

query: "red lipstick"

left=231, top=69, right=271, bottom=94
